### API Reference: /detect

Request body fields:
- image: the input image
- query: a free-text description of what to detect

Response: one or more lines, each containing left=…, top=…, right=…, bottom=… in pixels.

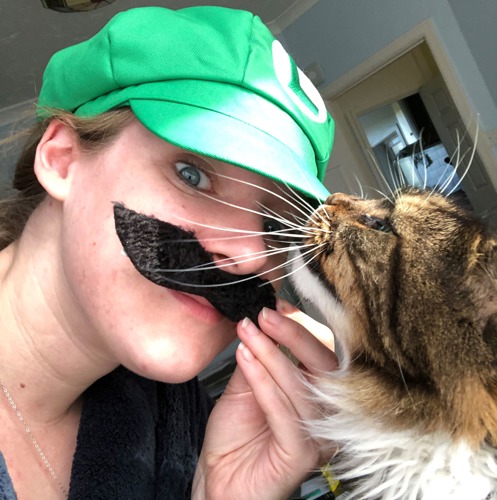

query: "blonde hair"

left=0, top=107, right=134, bottom=250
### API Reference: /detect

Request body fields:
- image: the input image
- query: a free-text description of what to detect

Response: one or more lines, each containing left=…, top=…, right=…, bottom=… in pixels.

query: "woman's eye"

left=263, top=218, right=291, bottom=247
left=175, top=161, right=212, bottom=190
left=264, top=218, right=282, bottom=233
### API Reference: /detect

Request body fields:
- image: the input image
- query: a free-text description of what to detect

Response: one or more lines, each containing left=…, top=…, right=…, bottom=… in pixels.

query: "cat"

left=290, top=188, right=497, bottom=499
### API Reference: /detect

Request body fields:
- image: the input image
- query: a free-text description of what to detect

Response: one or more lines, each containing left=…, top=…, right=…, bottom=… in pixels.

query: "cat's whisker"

left=420, top=164, right=457, bottom=205
left=207, top=170, right=315, bottom=221
left=396, top=357, right=415, bottom=407
left=284, top=160, right=328, bottom=212
left=437, top=144, right=471, bottom=195
left=437, top=130, right=466, bottom=196
left=417, top=130, right=429, bottom=191
left=256, top=202, right=308, bottom=231
left=368, top=187, right=394, bottom=204
left=154, top=241, right=318, bottom=274
left=430, top=157, right=458, bottom=196
left=407, top=141, right=420, bottom=189
left=151, top=241, right=324, bottom=289
left=390, top=151, right=405, bottom=193
left=438, top=162, right=460, bottom=195
left=282, top=210, right=310, bottom=226
left=385, top=151, right=402, bottom=194
left=446, top=119, right=479, bottom=196
left=367, top=150, right=396, bottom=201
left=161, top=230, right=310, bottom=245
left=142, top=273, right=257, bottom=289
left=445, top=112, right=478, bottom=171
left=273, top=180, right=317, bottom=217
left=264, top=244, right=327, bottom=286
left=260, top=243, right=327, bottom=286
left=451, top=129, right=463, bottom=175
left=233, top=241, right=324, bottom=287
left=173, top=215, right=294, bottom=236
left=415, top=118, right=479, bottom=205
left=421, top=188, right=438, bottom=207
left=173, top=211, right=331, bottom=253
left=316, top=205, right=332, bottom=225
left=194, top=182, right=331, bottom=238
left=196, top=190, right=299, bottom=229
left=353, top=174, right=366, bottom=199
left=277, top=179, right=331, bottom=225
left=274, top=183, right=332, bottom=226
left=272, top=175, right=332, bottom=225
left=311, top=204, right=334, bottom=226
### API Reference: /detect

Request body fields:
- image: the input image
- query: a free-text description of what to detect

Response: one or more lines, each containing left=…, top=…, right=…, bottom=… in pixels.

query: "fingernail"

left=237, top=341, right=254, bottom=362
left=241, top=317, right=259, bottom=336
left=262, top=307, right=279, bottom=325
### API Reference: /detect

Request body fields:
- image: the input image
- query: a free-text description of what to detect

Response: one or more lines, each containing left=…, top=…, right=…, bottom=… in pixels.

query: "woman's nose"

left=203, top=212, right=270, bottom=276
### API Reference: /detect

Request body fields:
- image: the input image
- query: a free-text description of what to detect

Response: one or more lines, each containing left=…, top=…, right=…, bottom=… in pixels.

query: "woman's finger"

left=235, top=341, right=307, bottom=447
left=236, top=323, right=320, bottom=464
left=257, top=304, right=339, bottom=374
left=237, top=317, right=331, bottom=426
left=277, top=299, right=335, bottom=351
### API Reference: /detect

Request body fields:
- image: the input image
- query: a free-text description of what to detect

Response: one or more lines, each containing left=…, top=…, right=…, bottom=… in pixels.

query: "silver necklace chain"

left=0, top=380, right=69, bottom=498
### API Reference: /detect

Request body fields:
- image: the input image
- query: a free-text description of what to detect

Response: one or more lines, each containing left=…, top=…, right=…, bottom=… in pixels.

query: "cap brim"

left=124, top=81, right=330, bottom=202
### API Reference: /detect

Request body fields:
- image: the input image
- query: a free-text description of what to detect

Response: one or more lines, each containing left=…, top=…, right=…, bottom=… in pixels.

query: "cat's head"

left=293, top=188, right=497, bottom=443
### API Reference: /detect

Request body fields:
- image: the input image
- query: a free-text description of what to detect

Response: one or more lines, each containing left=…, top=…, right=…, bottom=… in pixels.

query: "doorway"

left=360, top=92, right=467, bottom=198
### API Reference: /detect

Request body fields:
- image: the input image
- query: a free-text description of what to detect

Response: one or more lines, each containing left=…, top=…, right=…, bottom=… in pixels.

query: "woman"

left=0, top=6, right=337, bottom=499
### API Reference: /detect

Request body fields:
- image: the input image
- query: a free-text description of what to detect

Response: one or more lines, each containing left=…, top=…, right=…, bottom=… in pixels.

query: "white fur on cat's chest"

left=289, top=250, right=497, bottom=499
left=312, top=409, right=497, bottom=500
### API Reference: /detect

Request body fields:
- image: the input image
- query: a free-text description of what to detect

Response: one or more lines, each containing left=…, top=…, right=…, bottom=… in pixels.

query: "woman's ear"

left=34, top=119, right=79, bottom=201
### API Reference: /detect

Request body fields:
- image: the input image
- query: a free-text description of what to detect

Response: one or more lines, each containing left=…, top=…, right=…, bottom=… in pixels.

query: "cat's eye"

left=360, top=215, right=394, bottom=234
left=175, top=161, right=212, bottom=191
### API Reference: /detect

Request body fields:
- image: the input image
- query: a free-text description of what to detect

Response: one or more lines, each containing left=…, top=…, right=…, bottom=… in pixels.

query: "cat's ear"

left=447, top=191, right=473, bottom=213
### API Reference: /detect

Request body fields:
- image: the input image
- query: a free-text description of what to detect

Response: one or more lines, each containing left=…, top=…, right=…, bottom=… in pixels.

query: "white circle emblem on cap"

left=272, top=40, right=327, bottom=124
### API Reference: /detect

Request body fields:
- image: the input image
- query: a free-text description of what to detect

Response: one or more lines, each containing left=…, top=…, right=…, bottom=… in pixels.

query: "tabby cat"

left=290, top=188, right=497, bottom=499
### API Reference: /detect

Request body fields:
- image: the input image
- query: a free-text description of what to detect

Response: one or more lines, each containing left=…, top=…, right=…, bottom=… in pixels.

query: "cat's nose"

left=326, top=192, right=357, bottom=207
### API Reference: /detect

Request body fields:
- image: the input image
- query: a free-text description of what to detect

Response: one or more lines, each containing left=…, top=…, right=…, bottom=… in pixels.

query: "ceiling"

left=0, top=0, right=316, bottom=112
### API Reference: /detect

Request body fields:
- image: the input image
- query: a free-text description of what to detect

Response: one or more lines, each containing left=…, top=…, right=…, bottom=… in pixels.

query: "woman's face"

left=58, top=118, right=298, bottom=382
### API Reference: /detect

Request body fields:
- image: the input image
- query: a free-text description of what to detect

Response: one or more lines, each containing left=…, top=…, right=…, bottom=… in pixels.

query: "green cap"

left=37, top=6, right=333, bottom=200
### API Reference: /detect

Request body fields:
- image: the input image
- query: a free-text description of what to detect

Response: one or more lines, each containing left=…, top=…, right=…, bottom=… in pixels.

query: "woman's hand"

left=193, top=299, right=338, bottom=500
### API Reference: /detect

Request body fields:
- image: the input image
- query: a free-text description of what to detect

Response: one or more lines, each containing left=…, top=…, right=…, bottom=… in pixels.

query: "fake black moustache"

left=113, top=203, right=276, bottom=325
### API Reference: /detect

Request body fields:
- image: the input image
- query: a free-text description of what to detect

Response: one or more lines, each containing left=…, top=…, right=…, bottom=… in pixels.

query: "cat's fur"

left=290, top=189, right=497, bottom=499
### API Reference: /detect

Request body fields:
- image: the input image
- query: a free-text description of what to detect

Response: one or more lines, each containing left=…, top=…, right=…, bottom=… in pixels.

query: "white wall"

left=358, top=105, right=398, bottom=148
left=447, top=0, right=497, bottom=114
